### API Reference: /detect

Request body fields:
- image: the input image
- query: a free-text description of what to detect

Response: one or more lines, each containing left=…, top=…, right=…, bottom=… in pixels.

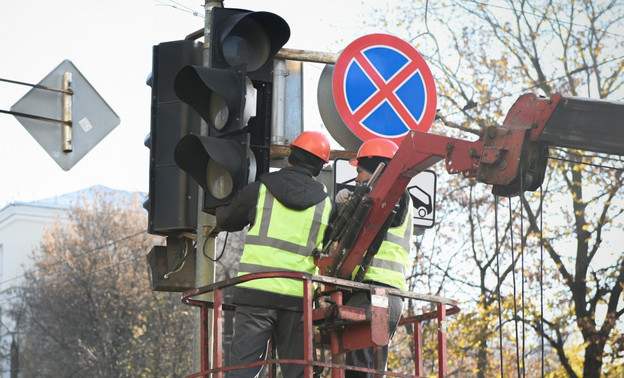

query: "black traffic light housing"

left=173, top=7, right=290, bottom=213
left=145, top=40, right=202, bottom=235
left=174, top=133, right=256, bottom=211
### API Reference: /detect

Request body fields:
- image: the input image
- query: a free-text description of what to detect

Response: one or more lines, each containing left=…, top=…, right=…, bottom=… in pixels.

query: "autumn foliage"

left=9, top=188, right=193, bottom=377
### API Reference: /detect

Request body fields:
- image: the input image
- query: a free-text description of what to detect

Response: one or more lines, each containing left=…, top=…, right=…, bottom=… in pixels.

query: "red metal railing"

left=181, top=271, right=460, bottom=377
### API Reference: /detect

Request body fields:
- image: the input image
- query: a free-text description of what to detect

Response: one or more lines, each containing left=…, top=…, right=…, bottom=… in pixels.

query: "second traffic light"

left=173, top=7, right=290, bottom=213
left=145, top=40, right=202, bottom=235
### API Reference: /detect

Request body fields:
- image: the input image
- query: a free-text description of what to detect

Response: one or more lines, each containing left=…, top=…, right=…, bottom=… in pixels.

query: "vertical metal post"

left=61, top=72, right=73, bottom=152
left=212, top=288, right=224, bottom=377
left=201, top=304, right=210, bottom=376
left=330, top=290, right=344, bottom=378
left=303, top=279, right=314, bottom=377
left=191, top=1, right=222, bottom=374
left=414, top=321, right=423, bottom=376
left=271, top=59, right=288, bottom=145
left=437, top=304, right=447, bottom=377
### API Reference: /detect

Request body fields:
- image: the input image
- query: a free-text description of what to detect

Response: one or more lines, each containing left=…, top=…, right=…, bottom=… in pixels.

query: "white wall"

left=0, top=202, right=68, bottom=377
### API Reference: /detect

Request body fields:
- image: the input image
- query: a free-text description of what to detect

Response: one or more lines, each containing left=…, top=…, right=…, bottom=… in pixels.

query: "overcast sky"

left=0, top=0, right=379, bottom=207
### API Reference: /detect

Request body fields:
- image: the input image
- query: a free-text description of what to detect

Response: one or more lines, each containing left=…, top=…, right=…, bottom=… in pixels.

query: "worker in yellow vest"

left=216, top=131, right=332, bottom=378
left=335, top=138, right=413, bottom=378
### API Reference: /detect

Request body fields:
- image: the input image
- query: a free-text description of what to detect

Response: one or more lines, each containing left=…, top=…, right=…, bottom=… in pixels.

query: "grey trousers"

left=228, top=304, right=305, bottom=378
left=344, top=290, right=403, bottom=378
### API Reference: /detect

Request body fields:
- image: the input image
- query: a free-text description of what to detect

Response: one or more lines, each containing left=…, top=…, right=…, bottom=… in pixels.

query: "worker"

left=335, top=138, right=413, bottom=378
left=215, top=131, right=333, bottom=378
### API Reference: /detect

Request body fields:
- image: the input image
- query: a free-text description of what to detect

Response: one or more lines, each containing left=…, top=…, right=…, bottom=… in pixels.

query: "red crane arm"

left=335, top=131, right=483, bottom=279
left=332, top=92, right=624, bottom=279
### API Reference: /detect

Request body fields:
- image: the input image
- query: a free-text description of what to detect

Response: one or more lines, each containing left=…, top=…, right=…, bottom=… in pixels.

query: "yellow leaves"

left=132, top=324, right=146, bottom=339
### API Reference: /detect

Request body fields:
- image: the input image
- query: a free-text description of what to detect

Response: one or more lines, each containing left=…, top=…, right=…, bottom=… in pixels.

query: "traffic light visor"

left=174, top=134, right=255, bottom=206
left=214, top=10, right=290, bottom=73
left=221, top=18, right=270, bottom=72
left=174, top=65, right=257, bottom=132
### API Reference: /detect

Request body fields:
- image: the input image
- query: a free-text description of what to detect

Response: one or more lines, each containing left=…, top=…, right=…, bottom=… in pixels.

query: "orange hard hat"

left=350, top=138, right=399, bottom=166
left=291, top=131, right=331, bottom=163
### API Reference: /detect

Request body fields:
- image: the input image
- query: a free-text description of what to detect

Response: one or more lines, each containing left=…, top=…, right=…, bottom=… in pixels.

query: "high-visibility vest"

left=237, top=184, right=331, bottom=297
left=359, top=194, right=413, bottom=290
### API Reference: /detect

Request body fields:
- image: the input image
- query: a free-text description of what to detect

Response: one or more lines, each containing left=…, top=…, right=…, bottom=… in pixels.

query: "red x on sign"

left=332, top=34, right=437, bottom=144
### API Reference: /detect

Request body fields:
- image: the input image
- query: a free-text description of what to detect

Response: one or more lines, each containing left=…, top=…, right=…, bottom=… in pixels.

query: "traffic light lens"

left=209, top=92, right=229, bottom=130
left=221, top=18, right=270, bottom=72
left=206, top=159, right=233, bottom=199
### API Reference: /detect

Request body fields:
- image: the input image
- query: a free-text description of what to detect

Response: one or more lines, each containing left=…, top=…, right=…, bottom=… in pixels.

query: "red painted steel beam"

left=212, top=288, right=223, bottom=378
left=303, top=279, right=315, bottom=378
left=414, top=321, right=423, bottom=376
left=335, top=131, right=482, bottom=279
left=437, top=304, right=447, bottom=377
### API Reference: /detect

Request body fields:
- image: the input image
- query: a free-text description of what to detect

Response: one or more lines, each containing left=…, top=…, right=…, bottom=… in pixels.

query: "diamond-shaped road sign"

left=11, top=59, right=120, bottom=170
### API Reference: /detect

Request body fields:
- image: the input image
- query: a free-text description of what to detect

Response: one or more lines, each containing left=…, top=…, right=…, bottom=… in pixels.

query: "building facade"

left=0, top=185, right=138, bottom=377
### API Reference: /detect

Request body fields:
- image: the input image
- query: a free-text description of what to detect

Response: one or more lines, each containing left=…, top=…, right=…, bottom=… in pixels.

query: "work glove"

left=335, top=188, right=352, bottom=203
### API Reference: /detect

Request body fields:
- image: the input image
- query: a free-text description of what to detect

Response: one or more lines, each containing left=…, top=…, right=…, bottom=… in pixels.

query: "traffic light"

left=144, top=40, right=202, bottom=235
left=173, top=64, right=257, bottom=135
left=173, top=7, right=290, bottom=213
left=208, top=8, right=290, bottom=81
left=174, top=133, right=256, bottom=209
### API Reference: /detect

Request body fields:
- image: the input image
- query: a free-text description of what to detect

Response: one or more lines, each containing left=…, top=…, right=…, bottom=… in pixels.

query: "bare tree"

left=9, top=188, right=193, bottom=377
left=368, top=0, right=624, bottom=376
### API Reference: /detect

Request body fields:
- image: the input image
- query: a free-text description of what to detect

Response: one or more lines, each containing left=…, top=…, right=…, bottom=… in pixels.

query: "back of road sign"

left=11, top=59, right=120, bottom=171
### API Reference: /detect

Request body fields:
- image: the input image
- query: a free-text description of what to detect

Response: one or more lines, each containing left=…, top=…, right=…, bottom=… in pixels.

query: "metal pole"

left=191, top=1, right=222, bottom=374
left=275, top=48, right=338, bottom=64
left=271, top=59, right=288, bottom=145
left=61, top=72, right=73, bottom=152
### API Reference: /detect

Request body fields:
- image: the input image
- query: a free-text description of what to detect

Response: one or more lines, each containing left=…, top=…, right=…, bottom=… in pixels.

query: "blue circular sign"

left=333, top=34, right=437, bottom=144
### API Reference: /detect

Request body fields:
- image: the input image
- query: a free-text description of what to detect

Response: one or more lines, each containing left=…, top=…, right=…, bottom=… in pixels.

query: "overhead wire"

left=468, top=0, right=624, bottom=39
left=442, top=53, right=624, bottom=119
left=549, top=152, right=624, bottom=172
left=155, top=0, right=204, bottom=18
left=520, top=168, right=526, bottom=378
left=0, top=229, right=147, bottom=288
left=430, top=0, right=624, bottom=118
left=539, top=185, right=545, bottom=378
left=494, top=195, right=504, bottom=376
left=508, top=198, right=522, bottom=377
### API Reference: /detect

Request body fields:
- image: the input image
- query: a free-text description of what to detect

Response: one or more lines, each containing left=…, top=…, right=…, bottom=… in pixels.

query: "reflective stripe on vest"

left=361, top=194, right=413, bottom=290
left=237, top=184, right=331, bottom=297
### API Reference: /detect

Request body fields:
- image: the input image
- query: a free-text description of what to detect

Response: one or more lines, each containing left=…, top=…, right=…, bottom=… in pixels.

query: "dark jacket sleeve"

left=215, top=181, right=261, bottom=232
left=392, top=192, right=409, bottom=228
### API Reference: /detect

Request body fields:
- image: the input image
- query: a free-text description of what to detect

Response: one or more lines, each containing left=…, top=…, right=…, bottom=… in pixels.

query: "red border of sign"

left=333, top=34, right=437, bottom=144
